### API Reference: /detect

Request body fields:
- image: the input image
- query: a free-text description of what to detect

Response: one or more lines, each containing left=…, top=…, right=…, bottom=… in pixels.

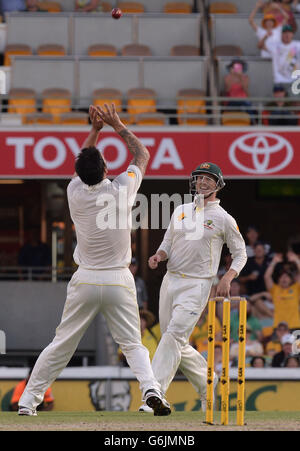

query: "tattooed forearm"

left=119, top=127, right=150, bottom=176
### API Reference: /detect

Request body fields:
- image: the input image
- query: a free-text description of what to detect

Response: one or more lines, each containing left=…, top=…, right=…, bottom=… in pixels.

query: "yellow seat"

left=127, top=88, right=157, bottom=123
left=117, top=2, right=145, bottom=13
left=37, top=1, right=62, bottom=12
left=135, top=113, right=166, bottom=126
left=170, top=45, right=200, bottom=56
left=42, top=88, right=71, bottom=123
left=24, top=113, right=54, bottom=125
left=209, top=2, right=238, bottom=14
left=164, top=2, right=192, bottom=13
left=121, top=43, right=152, bottom=56
left=8, top=88, right=36, bottom=118
left=58, top=112, right=89, bottom=125
left=92, top=88, right=123, bottom=112
left=37, top=44, right=66, bottom=56
left=88, top=44, right=117, bottom=57
left=4, top=44, right=32, bottom=66
left=177, top=89, right=207, bottom=125
left=221, top=111, right=251, bottom=126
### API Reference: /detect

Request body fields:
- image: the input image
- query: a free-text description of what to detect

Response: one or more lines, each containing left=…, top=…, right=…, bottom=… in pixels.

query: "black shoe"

left=144, top=389, right=171, bottom=416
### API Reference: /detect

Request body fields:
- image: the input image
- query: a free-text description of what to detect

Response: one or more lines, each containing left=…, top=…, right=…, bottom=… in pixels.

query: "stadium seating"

left=24, top=112, right=54, bottom=125
left=135, top=112, right=167, bottom=126
left=8, top=88, right=37, bottom=122
left=121, top=44, right=152, bottom=56
left=163, top=2, right=192, bottom=14
left=221, top=111, right=251, bottom=126
left=213, top=45, right=243, bottom=58
left=87, top=44, right=118, bottom=57
left=117, top=2, right=145, bottom=13
left=38, top=1, right=62, bottom=12
left=209, top=2, right=238, bottom=14
left=41, top=88, right=72, bottom=122
left=37, top=44, right=66, bottom=56
left=170, top=45, right=200, bottom=56
left=58, top=112, right=89, bottom=125
left=92, top=88, right=123, bottom=112
left=176, top=88, right=207, bottom=125
left=127, top=88, right=157, bottom=123
left=4, top=44, right=32, bottom=66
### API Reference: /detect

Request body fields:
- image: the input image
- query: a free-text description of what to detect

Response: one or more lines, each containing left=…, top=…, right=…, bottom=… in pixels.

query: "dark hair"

left=75, top=147, right=106, bottom=186
left=250, top=356, right=266, bottom=367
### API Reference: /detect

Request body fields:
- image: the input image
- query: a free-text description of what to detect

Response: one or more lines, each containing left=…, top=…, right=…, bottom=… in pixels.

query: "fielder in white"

left=147, top=162, right=247, bottom=408
left=19, top=104, right=170, bottom=416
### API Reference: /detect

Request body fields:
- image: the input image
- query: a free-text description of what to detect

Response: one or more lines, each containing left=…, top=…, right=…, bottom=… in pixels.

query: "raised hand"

left=95, top=103, right=125, bottom=133
left=89, top=105, right=104, bottom=131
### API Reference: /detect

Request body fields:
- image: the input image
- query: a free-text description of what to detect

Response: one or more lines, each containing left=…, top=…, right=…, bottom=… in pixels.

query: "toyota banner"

left=0, top=127, right=299, bottom=179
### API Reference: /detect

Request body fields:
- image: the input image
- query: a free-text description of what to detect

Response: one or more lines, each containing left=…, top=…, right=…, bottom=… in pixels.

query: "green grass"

left=1, top=411, right=300, bottom=431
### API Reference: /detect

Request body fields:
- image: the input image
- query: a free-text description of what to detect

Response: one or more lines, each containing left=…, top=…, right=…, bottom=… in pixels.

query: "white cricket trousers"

left=19, top=267, right=161, bottom=410
left=152, top=272, right=215, bottom=396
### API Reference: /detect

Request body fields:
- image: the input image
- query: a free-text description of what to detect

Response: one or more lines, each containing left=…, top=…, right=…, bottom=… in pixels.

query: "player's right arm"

left=148, top=210, right=177, bottom=269
left=96, top=103, right=150, bottom=176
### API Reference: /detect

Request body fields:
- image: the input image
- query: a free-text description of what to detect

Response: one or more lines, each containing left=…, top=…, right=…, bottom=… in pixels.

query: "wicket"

left=205, top=296, right=247, bottom=426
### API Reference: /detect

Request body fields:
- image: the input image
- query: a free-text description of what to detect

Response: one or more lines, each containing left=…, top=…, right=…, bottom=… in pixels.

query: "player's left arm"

left=216, top=215, right=247, bottom=297
left=81, top=105, right=104, bottom=150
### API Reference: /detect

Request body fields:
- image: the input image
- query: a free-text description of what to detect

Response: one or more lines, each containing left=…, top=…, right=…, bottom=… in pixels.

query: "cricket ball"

left=111, top=8, right=122, bottom=19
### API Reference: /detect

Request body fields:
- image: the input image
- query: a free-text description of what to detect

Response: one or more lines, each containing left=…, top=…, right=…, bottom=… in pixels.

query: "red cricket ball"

left=111, top=8, right=122, bottom=19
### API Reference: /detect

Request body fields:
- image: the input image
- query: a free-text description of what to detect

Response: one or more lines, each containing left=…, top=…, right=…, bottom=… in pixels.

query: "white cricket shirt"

left=67, top=164, right=142, bottom=270
left=157, top=199, right=247, bottom=278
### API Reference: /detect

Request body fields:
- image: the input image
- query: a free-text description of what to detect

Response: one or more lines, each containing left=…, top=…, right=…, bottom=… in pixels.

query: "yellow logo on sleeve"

left=127, top=171, right=135, bottom=178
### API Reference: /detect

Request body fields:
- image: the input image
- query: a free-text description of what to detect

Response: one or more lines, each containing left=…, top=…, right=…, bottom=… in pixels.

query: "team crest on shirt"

left=204, top=219, right=214, bottom=230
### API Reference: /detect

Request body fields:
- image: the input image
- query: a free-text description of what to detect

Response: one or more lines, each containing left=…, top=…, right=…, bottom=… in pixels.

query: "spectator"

left=264, top=252, right=300, bottom=330
left=250, top=356, right=267, bottom=367
left=249, top=290, right=274, bottom=319
left=129, top=257, right=148, bottom=310
left=223, top=59, right=257, bottom=123
left=18, top=228, right=51, bottom=280
left=245, top=225, right=272, bottom=259
left=262, top=24, right=300, bottom=89
left=119, top=309, right=158, bottom=365
left=214, top=344, right=223, bottom=376
left=265, top=321, right=290, bottom=356
left=230, top=301, right=263, bottom=343
left=10, top=368, right=54, bottom=411
left=284, top=355, right=300, bottom=367
left=25, top=0, right=44, bottom=11
left=271, top=333, right=295, bottom=366
left=224, top=59, right=249, bottom=100
left=265, top=84, right=298, bottom=125
left=0, top=0, right=26, bottom=15
left=239, top=242, right=269, bottom=295
left=230, top=325, right=264, bottom=366
left=75, top=0, right=104, bottom=12
left=262, top=0, right=297, bottom=31
left=189, top=306, right=222, bottom=354
left=249, top=1, right=285, bottom=58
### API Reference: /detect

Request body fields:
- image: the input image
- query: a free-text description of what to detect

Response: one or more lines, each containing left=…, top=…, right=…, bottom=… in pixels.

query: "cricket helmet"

left=189, top=162, right=225, bottom=196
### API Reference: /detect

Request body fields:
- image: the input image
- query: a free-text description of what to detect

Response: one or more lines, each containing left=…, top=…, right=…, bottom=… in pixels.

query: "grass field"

left=1, top=411, right=300, bottom=431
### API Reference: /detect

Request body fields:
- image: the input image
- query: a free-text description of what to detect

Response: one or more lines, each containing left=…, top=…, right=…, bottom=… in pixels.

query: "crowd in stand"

left=118, top=226, right=300, bottom=372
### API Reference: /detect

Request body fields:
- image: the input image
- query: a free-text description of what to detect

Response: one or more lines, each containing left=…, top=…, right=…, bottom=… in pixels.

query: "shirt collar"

left=193, top=198, right=220, bottom=210
left=82, top=178, right=111, bottom=192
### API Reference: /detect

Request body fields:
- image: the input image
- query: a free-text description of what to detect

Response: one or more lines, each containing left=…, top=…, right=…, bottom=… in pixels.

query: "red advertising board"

left=0, top=127, right=299, bottom=178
